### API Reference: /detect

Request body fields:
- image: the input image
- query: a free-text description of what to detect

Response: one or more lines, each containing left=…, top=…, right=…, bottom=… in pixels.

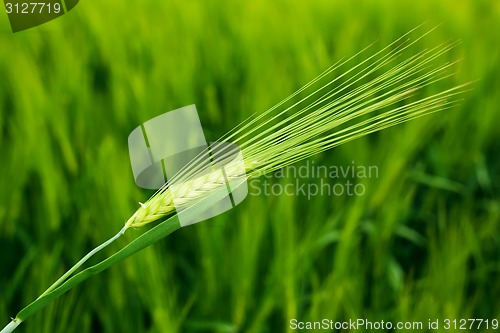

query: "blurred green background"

left=0, top=0, right=499, bottom=332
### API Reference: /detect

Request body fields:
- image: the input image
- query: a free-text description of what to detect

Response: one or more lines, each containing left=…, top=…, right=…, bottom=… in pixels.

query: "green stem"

left=39, top=225, right=128, bottom=299
left=13, top=216, right=181, bottom=325
left=0, top=319, right=21, bottom=333
left=0, top=226, right=128, bottom=333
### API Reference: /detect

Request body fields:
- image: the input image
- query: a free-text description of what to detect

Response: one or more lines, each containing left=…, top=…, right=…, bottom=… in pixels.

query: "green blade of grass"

left=14, top=216, right=181, bottom=322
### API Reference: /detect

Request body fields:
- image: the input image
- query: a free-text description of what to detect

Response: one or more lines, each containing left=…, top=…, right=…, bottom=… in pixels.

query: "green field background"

left=0, top=0, right=499, bottom=332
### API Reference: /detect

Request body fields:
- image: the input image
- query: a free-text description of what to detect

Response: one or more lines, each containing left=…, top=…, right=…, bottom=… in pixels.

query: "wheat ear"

left=124, top=31, right=469, bottom=229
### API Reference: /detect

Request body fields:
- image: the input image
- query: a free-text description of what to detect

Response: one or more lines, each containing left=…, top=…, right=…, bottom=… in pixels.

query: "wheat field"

left=0, top=0, right=499, bottom=332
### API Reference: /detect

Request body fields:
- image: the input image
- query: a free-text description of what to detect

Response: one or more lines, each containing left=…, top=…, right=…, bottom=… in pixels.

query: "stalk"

left=0, top=319, right=21, bottom=333
left=39, top=226, right=128, bottom=298
left=0, top=226, right=128, bottom=333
